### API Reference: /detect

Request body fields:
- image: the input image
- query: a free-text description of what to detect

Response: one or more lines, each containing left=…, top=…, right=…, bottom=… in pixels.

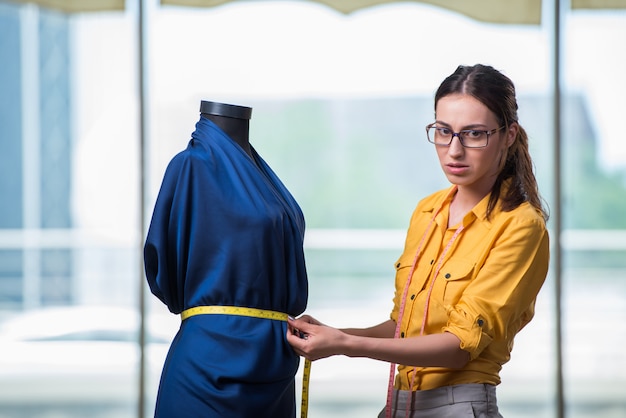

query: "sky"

left=70, top=1, right=626, bottom=232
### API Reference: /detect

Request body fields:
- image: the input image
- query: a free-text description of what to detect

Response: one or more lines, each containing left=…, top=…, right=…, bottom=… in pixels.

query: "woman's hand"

left=287, top=316, right=468, bottom=368
left=286, top=315, right=347, bottom=361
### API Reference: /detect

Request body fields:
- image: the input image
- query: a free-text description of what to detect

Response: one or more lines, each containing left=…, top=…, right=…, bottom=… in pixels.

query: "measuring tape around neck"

left=181, top=305, right=312, bottom=418
left=385, top=187, right=463, bottom=418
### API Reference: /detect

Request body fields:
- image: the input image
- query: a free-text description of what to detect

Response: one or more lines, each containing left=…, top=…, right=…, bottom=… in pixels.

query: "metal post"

left=138, top=0, right=148, bottom=416
left=552, top=0, right=565, bottom=417
left=20, top=3, right=42, bottom=310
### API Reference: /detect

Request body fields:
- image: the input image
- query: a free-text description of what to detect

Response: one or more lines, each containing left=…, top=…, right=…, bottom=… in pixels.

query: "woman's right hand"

left=286, top=315, right=347, bottom=361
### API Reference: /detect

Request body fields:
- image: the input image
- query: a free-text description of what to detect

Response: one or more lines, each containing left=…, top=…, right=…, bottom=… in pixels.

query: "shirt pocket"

left=441, top=259, right=476, bottom=305
left=394, top=254, right=430, bottom=295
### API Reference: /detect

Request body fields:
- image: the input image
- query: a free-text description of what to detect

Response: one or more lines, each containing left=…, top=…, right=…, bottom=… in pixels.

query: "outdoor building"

left=0, top=3, right=73, bottom=310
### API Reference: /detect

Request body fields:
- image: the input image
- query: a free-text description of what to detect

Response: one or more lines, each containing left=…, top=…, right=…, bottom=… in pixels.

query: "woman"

left=287, top=64, right=550, bottom=417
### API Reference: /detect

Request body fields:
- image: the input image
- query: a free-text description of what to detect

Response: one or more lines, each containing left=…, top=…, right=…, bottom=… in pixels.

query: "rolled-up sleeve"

left=445, top=306, right=493, bottom=360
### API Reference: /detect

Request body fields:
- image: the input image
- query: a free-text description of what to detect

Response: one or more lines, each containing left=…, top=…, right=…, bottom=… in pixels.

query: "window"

left=1, top=1, right=624, bottom=417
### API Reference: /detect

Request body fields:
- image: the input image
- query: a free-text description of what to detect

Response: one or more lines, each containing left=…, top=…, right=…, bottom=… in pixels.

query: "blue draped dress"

left=144, top=116, right=308, bottom=418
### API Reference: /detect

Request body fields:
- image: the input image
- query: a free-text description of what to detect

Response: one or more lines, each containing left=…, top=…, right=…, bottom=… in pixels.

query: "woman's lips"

left=445, top=163, right=468, bottom=175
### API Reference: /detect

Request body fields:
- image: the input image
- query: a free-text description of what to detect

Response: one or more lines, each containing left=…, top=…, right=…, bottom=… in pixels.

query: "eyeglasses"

left=426, top=123, right=505, bottom=148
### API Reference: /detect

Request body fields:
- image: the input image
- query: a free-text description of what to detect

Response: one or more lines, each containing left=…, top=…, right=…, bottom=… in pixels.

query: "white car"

left=0, top=305, right=178, bottom=413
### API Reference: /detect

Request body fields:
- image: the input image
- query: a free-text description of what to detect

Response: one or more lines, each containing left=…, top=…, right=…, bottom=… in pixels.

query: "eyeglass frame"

left=425, top=123, right=506, bottom=148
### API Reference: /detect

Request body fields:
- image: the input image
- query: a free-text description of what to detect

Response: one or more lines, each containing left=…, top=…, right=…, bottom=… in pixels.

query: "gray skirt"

left=377, top=383, right=503, bottom=418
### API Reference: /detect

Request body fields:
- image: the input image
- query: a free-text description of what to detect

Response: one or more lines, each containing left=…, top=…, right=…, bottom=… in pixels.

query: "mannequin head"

left=200, top=100, right=253, bottom=157
left=200, top=101, right=252, bottom=120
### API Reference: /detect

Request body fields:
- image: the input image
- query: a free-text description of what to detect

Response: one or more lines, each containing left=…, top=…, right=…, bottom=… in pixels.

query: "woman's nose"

left=448, top=135, right=465, bottom=156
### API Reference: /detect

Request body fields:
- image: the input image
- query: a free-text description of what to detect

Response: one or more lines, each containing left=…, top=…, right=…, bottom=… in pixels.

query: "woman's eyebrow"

left=434, top=121, right=489, bottom=130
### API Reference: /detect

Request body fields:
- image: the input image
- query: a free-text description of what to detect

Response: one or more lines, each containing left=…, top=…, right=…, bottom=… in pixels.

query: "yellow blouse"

left=390, top=185, right=550, bottom=391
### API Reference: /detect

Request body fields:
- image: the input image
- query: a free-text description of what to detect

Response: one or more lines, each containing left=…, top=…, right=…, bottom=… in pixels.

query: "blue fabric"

left=144, top=116, right=308, bottom=418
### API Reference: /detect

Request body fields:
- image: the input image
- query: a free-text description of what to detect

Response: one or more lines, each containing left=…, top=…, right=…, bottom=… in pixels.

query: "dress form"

left=145, top=99, right=308, bottom=418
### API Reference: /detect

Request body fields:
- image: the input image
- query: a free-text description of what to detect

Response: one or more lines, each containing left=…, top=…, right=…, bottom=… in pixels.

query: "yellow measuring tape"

left=181, top=305, right=312, bottom=418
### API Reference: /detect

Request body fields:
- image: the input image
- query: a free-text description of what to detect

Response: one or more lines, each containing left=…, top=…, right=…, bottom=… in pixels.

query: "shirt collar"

left=422, top=180, right=513, bottom=229
left=467, top=179, right=514, bottom=227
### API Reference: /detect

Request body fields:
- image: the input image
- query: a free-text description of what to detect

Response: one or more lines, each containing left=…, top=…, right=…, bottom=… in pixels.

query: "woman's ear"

left=506, top=123, right=519, bottom=147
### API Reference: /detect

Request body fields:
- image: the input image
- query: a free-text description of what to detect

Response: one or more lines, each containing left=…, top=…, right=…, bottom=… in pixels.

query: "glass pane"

left=562, top=9, right=626, bottom=418
left=3, top=1, right=624, bottom=418
left=0, top=2, right=144, bottom=417
left=147, top=3, right=555, bottom=418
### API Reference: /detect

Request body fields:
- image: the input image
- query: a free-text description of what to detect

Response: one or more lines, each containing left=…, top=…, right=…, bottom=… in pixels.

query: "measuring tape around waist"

left=181, top=305, right=289, bottom=321
left=181, top=305, right=312, bottom=418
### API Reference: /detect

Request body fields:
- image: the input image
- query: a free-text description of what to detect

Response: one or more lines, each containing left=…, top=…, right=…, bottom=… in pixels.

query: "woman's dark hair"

left=434, top=64, right=549, bottom=221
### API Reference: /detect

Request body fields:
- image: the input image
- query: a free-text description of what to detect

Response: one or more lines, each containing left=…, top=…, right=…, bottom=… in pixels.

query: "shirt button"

left=430, top=259, right=434, bottom=265
left=410, top=294, right=415, bottom=300
left=396, top=262, right=401, bottom=268
left=477, top=319, right=484, bottom=327
left=445, top=273, right=451, bottom=279
left=401, top=332, right=405, bottom=338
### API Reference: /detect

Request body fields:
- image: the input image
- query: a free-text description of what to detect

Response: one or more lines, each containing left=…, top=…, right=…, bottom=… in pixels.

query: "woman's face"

left=433, top=93, right=516, bottom=196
